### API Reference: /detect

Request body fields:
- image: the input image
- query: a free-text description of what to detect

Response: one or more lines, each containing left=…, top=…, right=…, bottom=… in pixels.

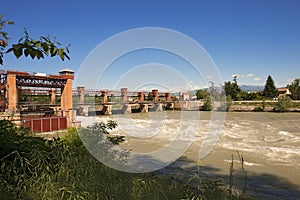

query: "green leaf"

left=64, top=52, right=70, bottom=60
left=18, top=36, right=25, bottom=43
left=13, top=44, right=22, bottom=50
left=13, top=48, right=23, bottom=58
left=29, top=49, right=37, bottom=59
left=58, top=48, right=64, bottom=60
left=66, top=46, right=70, bottom=54
left=35, top=41, right=41, bottom=48
left=50, top=47, right=58, bottom=57
left=40, top=36, right=49, bottom=42
left=24, top=48, right=30, bottom=57
left=36, top=51, right=44, bottom=59
left=41, top=42, right=49, bottom=54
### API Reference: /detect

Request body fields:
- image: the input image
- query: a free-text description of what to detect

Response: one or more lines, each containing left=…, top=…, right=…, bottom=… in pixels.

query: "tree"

left=196, top=89, right=208, bottom=99
left=224, top=80, right=241, bottom=101
left=287, top=78, right=300, bottom=100
left=263, top=75, right=277, bottom=99
left=0, top=15, right=70, bottom=65
left=0, top=15, right=14, bottom=65
left=202, top=96, right=212, bottom=111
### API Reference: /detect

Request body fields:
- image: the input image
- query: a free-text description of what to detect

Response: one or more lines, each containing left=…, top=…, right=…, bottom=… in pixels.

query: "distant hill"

left=187, top=85, right=264, bottom=94
left=240, top=85, right=264, bottom=92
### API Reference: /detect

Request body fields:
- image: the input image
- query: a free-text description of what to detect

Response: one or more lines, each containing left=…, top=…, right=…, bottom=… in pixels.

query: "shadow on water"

left=155, top=156, right=300, bottom=200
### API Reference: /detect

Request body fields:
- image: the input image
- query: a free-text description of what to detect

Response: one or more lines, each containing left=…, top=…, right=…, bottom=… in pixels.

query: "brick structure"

left=59, top=68, right=74, bottom=111
left=7, top=74, right=18, bottom=112
left=138, top=92, right=145, bottom=102
left=77, top=86, right=85, bottom=104
left=49, top=88, right=56, bottom=104
left=165, top=92, right=171, bottom=101
left=152, top=89, right=159, bottom=102
left=102, top=91, right=108, bottom=103
left=121, top=88, right=128, bottom=103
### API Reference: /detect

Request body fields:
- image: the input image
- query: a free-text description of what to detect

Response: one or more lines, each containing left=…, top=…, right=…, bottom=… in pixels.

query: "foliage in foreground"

left=0, top=15, right=70, bottom=65
left=0, top=120, right=253, bottom=199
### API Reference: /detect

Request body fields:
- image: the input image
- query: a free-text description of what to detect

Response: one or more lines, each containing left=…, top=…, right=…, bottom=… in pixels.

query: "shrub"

left=253, top=107, right=263, bottom=112
left=275, top=96, right=291, bottom=112
left=202, top=96, right=212, bottom=111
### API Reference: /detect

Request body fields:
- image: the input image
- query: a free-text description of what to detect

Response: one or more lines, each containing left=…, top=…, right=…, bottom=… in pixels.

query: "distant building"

left=179, top=92, right=192, bottom=100
left=277, top=87, right=291, bottom=97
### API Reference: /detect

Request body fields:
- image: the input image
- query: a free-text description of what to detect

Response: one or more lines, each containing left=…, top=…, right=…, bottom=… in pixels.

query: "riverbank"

left=228, top=100, right=300, bottom=112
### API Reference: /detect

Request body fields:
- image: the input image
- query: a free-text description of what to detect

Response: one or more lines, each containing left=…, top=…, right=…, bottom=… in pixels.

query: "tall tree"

left=263, top=75, right=277, bottom=99
left=196, top=89, right=208, bottom=99
left=287, top=78, right=300, bottom=100
left=224, top=78, right=241, bottom=101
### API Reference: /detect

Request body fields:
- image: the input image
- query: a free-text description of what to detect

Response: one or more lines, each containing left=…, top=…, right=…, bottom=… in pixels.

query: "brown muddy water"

left=78, top=111, right=300, bottom=199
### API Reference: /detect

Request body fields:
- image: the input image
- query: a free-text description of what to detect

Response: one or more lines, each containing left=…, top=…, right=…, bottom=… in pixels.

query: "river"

left=78, top=111, right=300, bottom=199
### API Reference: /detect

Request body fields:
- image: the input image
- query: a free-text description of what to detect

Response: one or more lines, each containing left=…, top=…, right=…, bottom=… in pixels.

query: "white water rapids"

left=77, top=111, right=300, bottom=199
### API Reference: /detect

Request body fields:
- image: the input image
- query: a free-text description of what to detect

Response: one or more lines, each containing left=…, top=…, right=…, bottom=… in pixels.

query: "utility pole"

left=209, top=81, right=215, bottom=96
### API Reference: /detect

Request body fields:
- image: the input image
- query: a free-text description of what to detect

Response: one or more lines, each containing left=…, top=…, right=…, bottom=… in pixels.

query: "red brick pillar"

left=165, top=92, right=171, bottom=101
left=49, top=88, right=56, bottom=104
left=102, top=91, right=108, bottom=103
left=61, top=78, right=73, bottom=110
left=138, top=92, right=145, bottom=102
left=121, top=88, right=128, bottom=103
left=152, top=89, right=159, bottom=102
left=77, top=86, right=85, bottom=104
left=7, top=74, right=18, bottom=112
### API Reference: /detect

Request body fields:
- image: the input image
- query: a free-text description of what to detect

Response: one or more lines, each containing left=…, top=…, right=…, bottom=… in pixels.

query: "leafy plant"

left=275, top=96, right=291, bottom=112
left=0, top=15, right=70, bottom=65
left=202, top=96, right=212, bottom=111
left=6, top=29, right=70, bottom=61
left=0, top=15, right=14, bottom=65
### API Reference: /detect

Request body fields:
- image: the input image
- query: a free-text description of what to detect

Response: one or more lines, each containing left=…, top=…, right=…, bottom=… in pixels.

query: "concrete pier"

left=122, top=104, right=132, bottom=114
left=139, top=104, right=149, bottom=113
left=103, top=105, right=112, bottom=115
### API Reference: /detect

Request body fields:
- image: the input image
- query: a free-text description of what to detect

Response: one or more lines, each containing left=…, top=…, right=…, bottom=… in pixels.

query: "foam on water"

left=223, top=159, right=263, bottom=167
left=77, top=112, right=300, bottom=167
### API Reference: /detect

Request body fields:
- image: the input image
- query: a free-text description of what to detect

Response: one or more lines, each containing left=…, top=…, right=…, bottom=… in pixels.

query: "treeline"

left=196, top=75, right=300, bottom=101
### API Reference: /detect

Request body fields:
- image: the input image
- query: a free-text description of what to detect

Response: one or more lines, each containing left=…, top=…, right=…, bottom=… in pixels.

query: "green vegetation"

left=196, top=89, right=209, bottom=100
left=225, top=76, right=241, bottom=101
left=225, top=95, right=233, bottom=111
left=263, top=75, right=278, bottom=99
left=0, top=120, right=253, bottom=199
left=0, top=15, right=70, bottom=65
left=0, top=15, right=14, bottom=65
left=202, top=96, right=213, bottom=111
left=275, top=96, right=292, bottom=112
left=287, top=78, right=300, bottom=100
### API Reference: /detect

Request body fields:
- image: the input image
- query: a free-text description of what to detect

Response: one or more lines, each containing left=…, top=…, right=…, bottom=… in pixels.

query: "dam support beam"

left=103, top=105, right=112, bottom=115
left=122, top=104, right=132, bottom=114
left=139, top=104, right=148, bottom=113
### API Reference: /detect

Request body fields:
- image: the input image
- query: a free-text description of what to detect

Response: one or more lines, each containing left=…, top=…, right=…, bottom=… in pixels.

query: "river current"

left=78, top=111, right=300, bottom=199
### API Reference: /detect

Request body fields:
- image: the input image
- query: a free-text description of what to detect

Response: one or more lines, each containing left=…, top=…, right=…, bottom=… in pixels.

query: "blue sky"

left=1, top=0, right=300, bottom=91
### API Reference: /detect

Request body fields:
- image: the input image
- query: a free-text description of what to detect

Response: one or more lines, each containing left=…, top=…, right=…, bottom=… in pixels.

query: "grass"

left=0, top=120, right=254, bottom=199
